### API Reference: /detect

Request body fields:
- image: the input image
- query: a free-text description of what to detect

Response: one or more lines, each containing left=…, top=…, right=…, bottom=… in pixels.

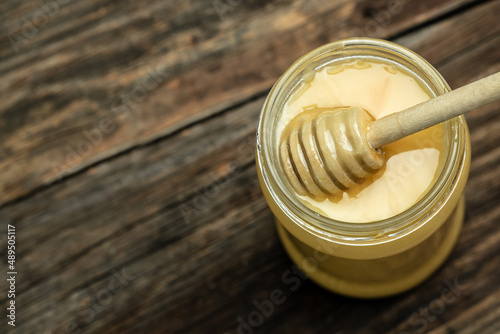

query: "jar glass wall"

left=256, top=38, right=471, bottom=298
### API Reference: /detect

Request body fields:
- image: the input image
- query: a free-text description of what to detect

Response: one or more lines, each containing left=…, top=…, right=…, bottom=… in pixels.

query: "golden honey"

left=256, top=38, right=470, bottom=298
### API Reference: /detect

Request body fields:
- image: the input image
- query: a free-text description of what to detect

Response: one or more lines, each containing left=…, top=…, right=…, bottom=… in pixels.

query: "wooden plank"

left=0, top=98, right=267, bottom=333
left=0, top=0, right=482, bottom=206
left=395, top=0, right=500, bottom=69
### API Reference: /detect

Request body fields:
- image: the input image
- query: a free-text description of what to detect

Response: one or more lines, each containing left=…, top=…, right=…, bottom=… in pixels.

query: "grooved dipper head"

left=279, top=106, right=385, bottom=199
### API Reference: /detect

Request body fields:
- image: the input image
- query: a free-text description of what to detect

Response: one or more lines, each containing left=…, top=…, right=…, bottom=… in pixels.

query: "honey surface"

left=277, top=60, right=447, bottom=222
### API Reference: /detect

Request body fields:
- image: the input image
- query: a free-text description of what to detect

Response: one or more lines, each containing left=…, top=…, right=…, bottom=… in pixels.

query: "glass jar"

left=256, top=38, right=471, bottom=298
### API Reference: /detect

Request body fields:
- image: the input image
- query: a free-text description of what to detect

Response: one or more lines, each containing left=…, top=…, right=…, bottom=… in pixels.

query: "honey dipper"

left=280, top=71, right=500, bottom=199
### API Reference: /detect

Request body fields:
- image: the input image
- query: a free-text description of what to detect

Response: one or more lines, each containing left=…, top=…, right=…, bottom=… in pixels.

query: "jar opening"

left=257, top=38, right=467, bottom=240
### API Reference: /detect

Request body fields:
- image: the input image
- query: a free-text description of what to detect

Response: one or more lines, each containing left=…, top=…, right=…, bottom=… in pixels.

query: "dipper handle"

left=367, top=71, right=500, bottom=148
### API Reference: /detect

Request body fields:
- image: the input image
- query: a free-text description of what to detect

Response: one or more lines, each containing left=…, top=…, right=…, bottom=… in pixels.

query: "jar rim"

left=257, top=37, right=467, bottom=241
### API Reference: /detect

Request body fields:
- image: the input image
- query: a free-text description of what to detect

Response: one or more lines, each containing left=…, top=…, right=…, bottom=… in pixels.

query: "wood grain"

left=0, top=0, right=499, bottom=333
left=0, top=0, right=485, bottom=206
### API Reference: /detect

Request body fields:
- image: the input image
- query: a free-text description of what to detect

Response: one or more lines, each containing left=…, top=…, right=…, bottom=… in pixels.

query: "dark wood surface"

left=1, top=0, right=499, bottom=333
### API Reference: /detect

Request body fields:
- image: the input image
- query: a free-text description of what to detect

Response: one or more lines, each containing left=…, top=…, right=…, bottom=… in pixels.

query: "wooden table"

left=1, top=0, right=499, bottom=333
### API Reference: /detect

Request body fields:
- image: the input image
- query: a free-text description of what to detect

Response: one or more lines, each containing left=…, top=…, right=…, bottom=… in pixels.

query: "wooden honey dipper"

left=279, top=71, right=500, bottom=199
